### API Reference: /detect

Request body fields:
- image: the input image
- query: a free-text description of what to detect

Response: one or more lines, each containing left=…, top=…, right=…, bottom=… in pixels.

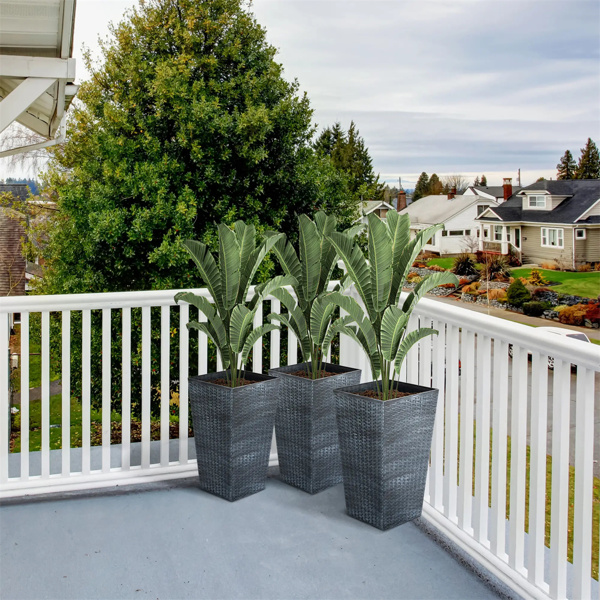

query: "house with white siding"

left=397, top=190, right=500, bottom=255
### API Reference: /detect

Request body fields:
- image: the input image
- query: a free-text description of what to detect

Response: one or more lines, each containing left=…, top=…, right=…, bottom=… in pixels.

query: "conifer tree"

left=575, top=138, right=600, bottom=179
left=428, top=173, right=443, bottom=195
left=480, top=174, right=488, bottom=186
left=412, top=172, right=429, bottom=201
left=556, top=149, right=577, bottom=179
left=473, top=175, right=480, bottom=186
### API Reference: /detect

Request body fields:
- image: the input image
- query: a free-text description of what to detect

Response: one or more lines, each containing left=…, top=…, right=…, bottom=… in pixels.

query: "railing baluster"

left=572, top=366, right=595, bottom=600
left=20, top=312, right=30, bottom=480
left=179, top=303, right=189, bottom=464
left=102, top=308, right=111, bottom=473
left=61, top=310, right=71, bottom=476
left=41, top=310, right=50, bottom=479
left=549, top=359, right=571, bottom=599
left=0, top=312, right=9, bottom=484
left=197, top=309, right=207, bottom=376
left=418, top=324, right=431, bottom=388
left=122, top=308, right=131, bottom=470
left=491, top=338, right=508, bottom=560
left=287, top=328, right=297, bottom=367
left=82, top=309, right=91, bottom=475
left=429, top=320, right=446, bottom=511
left=252, top=301, right=263, bottom=373
left=141, top=306, right=151, bottom=469
left=160, top=305, right=170, bottom=467
left=444, top=323, right=460, bottom=523
left=474, top=334, right=491, bottom=545
left=509, top=345, right=528, bottom=574
left=458, top=329, right=475, bottom=533
left=528, top=351, right=548, bottom=587
left=270, top=299, right=280, bottom=370
left=404, top=315, right=419, bottom=384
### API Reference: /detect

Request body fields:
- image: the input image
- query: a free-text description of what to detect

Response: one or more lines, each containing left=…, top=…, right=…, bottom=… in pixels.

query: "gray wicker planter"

left=334, top=380, right=439, bottom=530
left=189, top=370, right=279, bottom=502
left=268, top=362, right=361, bottom=494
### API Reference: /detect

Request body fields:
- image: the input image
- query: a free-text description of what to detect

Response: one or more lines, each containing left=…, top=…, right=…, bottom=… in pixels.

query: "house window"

left=541, top=228, right=564, bottom=248
left=442, top=231, right=448, bottom=236
left=494, top=225, right=503, bottom=241
left=448, top=230, right=464, bottom=236
left=477, top=205, right=487, bottom=216
left=483, top=227, right=489, bottom=239
left=575, top=228, right=586, bottom=240
left=514, top=228, right=521, bottom=248
left=465, top=229, right=471, bottom=235
left=528, top=195, right=546, bottom=208
left=430, top=233, right=436, bottom=245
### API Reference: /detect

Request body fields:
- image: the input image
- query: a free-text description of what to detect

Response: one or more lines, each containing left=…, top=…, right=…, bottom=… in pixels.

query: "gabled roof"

left=398, top=193, right=496, bottom=225
left=361, top=200, right=394, bottom=216
left=478, top=179, right=600, bottom=225
left=468, top=185, right=522, bottom=200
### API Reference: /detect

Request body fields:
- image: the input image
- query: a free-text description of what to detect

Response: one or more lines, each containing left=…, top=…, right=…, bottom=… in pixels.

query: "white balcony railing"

left=1, top=286, right=599, bottom=600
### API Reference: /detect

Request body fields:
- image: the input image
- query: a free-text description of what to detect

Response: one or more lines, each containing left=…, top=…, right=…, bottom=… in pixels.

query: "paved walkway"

left=428, top=294, right=600, bottom=341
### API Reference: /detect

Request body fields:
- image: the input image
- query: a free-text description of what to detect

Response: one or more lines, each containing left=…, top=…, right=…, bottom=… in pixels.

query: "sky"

left=3, top=0, right=599, bottom=189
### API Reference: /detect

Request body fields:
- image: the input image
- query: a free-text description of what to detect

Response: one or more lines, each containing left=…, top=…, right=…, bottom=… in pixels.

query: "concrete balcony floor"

left=0, top=470, right=509, bottom=600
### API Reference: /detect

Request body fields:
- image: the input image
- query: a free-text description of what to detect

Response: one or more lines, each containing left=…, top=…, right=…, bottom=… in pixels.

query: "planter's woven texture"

left=335, top=381, right=439, bottom=530
left=269, top=362, right=361, bottom=494
left=189, top=370, right=279, bottom=502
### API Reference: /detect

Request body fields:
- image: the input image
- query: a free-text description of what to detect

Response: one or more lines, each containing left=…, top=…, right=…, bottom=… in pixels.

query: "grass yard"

left=510, top=268, right=600, bottom=298
left=427, top=257, right=455, bottom=269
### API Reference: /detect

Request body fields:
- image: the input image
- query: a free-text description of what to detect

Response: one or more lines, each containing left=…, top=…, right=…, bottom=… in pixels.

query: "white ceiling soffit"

left=0, top=0, right=78, bottom=156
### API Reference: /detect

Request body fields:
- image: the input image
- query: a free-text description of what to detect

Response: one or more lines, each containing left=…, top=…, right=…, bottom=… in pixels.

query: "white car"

left=508, top=326, right=592, bottom=369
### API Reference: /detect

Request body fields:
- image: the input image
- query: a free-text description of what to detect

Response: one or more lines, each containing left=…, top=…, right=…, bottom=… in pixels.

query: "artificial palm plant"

left=326, top=211, right=459, bottom=399
left=175, top=221, right=294, bottom=387
left=265, top=211, right=361, bottom=378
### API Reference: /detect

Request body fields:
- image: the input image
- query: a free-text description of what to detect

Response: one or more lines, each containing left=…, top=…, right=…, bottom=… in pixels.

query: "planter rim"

left=269, top=361, right=360, bottom=382
left=189, top=369, right=277, bottom=391
left=334, top=379, right=437, bottom=406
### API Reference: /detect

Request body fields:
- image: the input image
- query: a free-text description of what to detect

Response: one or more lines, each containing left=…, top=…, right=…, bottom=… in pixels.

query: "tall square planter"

left=268, top=362, right=361, bottom=494
left=334, top=380, right=439, bottom=530
left=189, top=370, right=279, bottom=502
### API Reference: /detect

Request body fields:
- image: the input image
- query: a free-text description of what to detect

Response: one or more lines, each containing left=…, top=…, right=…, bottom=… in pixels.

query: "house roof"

left=470, top=185, right=523, bottom=200
left=398, top=193, right=495, bottom=225
left=361, top=200, right=394, bottom=215
left=477, top=179, right=600, bottom=225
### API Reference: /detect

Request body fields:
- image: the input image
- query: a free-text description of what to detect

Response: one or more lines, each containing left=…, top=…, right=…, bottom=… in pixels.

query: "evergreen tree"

left=43, top=0, right=355, bottom=295
left=480, top=174, right=488, bottom=186
left=556, top=149, right=577, bottom=179
left=575, top=138, right=600, bottom=179
left=473, top=175, right=480, bottom=186
left=428, top=173, right=443, bottom=195
left=412, top=172, right=429, bottom=201
left=314, top=121, right=383, bottom=202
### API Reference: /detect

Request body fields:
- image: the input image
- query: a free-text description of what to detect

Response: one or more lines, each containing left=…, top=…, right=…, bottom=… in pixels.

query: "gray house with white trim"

left=476, top=179, right=600, bottom=268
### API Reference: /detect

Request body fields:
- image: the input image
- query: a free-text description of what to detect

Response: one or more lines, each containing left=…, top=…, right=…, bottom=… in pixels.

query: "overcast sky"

left=4, top=0, right=600, bottom=189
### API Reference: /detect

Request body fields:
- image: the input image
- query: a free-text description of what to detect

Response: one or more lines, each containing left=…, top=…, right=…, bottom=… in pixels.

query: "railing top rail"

left=414, top=295, right=600, bottom=371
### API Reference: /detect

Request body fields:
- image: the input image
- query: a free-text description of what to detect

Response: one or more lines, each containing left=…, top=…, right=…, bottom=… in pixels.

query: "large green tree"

left=43, top=0, right=355, bottom=295
left=575, top=138, right=600, bottom=179
left=412, top=172, right=429, bottom=201
left=556, top=149, right=577, bottom=180
left=314, top=121, right=383, bottom=204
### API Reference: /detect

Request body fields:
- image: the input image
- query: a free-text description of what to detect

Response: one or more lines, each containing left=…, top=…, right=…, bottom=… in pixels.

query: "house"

left=476, top=179, right=600, bottom=268
left=397, top=188, right=500, bottom=255
left=463, top=178, right=522, bottom=203
left=358, top=199, right=396, bottom=224
left=0, top=184, right=29, bottom=297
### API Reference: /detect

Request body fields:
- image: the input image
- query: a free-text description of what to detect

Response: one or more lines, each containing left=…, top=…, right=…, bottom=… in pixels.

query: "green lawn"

left=510, top=268, right=600, bottom=298
left=427, top=257, right=455, bottom=269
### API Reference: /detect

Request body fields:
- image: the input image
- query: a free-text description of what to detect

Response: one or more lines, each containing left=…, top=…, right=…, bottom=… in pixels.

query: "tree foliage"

left=441, top=174, right=469, bottom=194
left=314, top=121, right=383, bottom=204
left=412, top=172, right=429, bottom=201
left=575, top=138, right=600, bottom=179
left=42, top=0, right=355, bottom=296
left=480, top=174, right=488, bottom=186
left=556, top=149, right=577, bottom=180
left=427, top=173, right=443, bottom=195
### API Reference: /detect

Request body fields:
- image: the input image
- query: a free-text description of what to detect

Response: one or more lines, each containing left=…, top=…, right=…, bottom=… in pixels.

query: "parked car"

left=508, top=326, right=592, bottom=369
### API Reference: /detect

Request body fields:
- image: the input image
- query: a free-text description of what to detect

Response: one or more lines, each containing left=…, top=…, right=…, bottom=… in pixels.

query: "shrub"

left=506, top=278, right=531, bottom=307
left=407, top=272, right=422, bottom=283
left=438, top=282, right=457, bottom=289
left=462, top=282, right=480, bottom=294
left=428, top=264, right=447, bottom=272
left=458, top=278, right=470, bottom=287
left=487, top=288, right=507, bottom=301
left=528, top=268, right=549, bottom=286
left=557, top=303, right=588, bottom=326
left=507, top=247, right=521, bottom=266
left=540, top=262, right=558, bottom=270
left=522, top=301, right=546, bottom=317
left=412, top=261, right=427, bottom=268
left=585, top=302, right=600, bottom=323
left=481, top=254, right=510, bottom=281
left=452, top=252, right=479, bottom=276
left=577, top=263, right=592, bottom=272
